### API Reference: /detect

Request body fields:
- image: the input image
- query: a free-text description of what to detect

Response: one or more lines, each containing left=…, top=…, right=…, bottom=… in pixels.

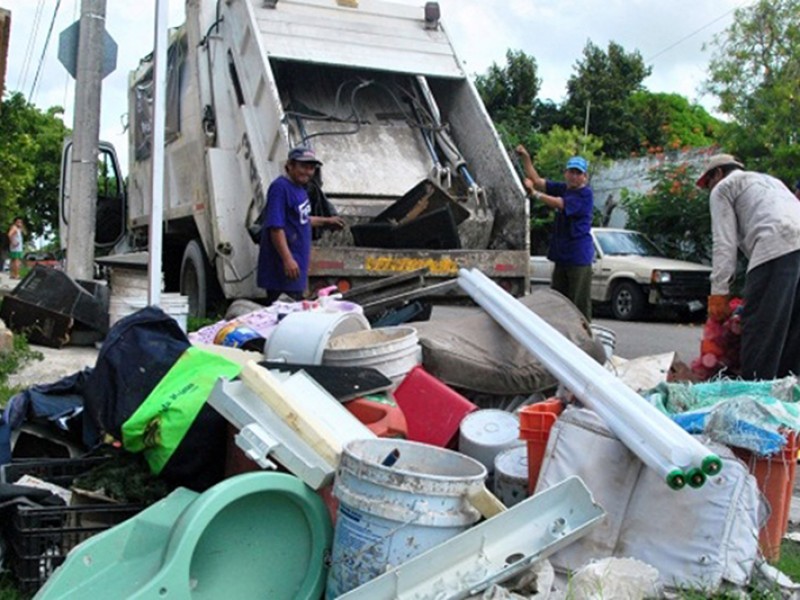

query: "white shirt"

left=710, top=170, right=800, bottom=294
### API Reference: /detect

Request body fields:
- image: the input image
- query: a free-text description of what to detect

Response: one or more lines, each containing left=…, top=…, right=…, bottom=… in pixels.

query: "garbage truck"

left=61, top=0, right=530, bottom=316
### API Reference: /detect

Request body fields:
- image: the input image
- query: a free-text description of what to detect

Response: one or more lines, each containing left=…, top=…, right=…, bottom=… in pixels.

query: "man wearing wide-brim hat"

left=697, top=153, right=800, bottom=380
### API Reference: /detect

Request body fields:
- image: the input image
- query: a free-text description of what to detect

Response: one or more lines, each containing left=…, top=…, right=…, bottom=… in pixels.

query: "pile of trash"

left=0, top=270, right=798, bottom=599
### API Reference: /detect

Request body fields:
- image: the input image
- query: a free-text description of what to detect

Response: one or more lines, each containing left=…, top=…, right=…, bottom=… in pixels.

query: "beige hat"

left=696, top=154, right=744, bottom=188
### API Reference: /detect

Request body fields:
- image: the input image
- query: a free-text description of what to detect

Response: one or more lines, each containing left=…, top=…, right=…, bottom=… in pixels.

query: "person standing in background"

left=7, top=217, right=25, bottom=280
left=515, top=146, right=595, bottom=321
left=698, top=154, right=800, bottom=380
left=257, top=147, right=344, bottom=305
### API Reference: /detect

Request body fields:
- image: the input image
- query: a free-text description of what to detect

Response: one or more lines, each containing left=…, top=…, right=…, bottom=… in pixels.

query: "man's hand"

left=324, top=216, right=345, bottom=229
left=523, top=178, right=536, bottom=196
left=707, top=294, right=731, bottom=322
left=515, top=144, right=530, bottom=160
left=283, top=256, right=300, bottom=280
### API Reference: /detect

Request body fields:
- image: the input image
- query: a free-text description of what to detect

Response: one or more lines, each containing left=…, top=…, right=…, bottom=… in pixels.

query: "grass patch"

left=0, top=332, right=44, bottom=408
left=776, top=538, right=800, bottom=581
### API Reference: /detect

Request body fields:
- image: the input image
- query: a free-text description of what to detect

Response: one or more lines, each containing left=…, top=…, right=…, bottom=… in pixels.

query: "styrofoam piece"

left=459, top=409, right=522, bottom=473
left=336, top=476, right=605, bottom=600
left=265, top=311, right=370, bottom=365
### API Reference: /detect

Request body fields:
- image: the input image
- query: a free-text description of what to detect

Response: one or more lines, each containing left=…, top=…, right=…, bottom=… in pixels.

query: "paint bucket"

left=326, top=438, right=486, bottom=598
left=108, top=292, right=189, bottom=333
left=590, top=324, right=616, bottom=361
left=458, top=409, right=522, bottom=474
left=264, top=311, right=370, bottom=365
left=493, top=445, right=529, bottom=508
left=322, top=326, right=422, bottom=386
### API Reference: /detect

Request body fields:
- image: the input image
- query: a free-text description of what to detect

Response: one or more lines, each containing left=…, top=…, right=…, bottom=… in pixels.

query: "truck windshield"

left=595, top=230, right=664, bottom=257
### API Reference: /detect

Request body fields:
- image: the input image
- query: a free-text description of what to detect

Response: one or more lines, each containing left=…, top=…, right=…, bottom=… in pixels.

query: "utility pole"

left=66, top=0, right=106, bottom=281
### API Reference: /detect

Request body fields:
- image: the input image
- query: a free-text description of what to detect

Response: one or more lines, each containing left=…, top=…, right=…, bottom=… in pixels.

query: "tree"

left=563, top=41, right=652, bottom=158
left=620, top=162, right=712, bottom=264
left=475, top=50, right=541, bottom=152
left=703, top=0, right=800, bottom=180
left=628, top=91, right=722, bottom=154
left=0, top=92, right=70, bottom=242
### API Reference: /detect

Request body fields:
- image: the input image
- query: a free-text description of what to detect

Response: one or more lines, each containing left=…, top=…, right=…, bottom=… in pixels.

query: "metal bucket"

left=326, top=438, right=487, bottom=598
left=322, top=326, right=422, bottom=386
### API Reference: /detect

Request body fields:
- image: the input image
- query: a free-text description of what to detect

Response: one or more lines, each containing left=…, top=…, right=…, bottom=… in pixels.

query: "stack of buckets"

left=519, top=399, right=564, bottom=494
left=108, top=267, right=190, bottom=333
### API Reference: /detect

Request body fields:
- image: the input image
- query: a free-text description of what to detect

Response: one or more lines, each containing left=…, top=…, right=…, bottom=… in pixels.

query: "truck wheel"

left=610, top=281, right=645, bottom=321
left=180, top=240, right=210, bottom=318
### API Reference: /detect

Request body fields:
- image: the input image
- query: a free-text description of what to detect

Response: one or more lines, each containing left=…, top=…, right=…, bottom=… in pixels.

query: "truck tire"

left=180, top=240, right=210, bottom=318
left=610, top=281, right=646, bottom=321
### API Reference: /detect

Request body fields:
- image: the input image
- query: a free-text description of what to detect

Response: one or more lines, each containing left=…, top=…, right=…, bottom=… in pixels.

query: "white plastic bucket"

left=590, top=324, right=617, bottom=361
left=458, top=409, right=522, bottom=474
left=108, top=292, right=189, bottom=333
left=322, top=326, right=421, bottom=386
left=264, top=311, right=370, bottom=365
left=493, top=445, right=529, bottom=508
left=326, top=438, right=486, bottom=598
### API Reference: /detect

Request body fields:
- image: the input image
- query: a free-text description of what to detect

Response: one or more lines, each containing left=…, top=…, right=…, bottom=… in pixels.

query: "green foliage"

left=628, top=92, right=722, bottom=154
left=0, top=331, right=44, bottom=408
left=562, top=41, right=652, bottom=158
left=620, top=161, right=712, bottom=263
left=704, top=0, right=800, bottom=180
left=0, top=92, right=70, bottom=242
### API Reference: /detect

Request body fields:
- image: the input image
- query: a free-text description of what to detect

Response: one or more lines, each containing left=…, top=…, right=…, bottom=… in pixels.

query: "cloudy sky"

left=4, top=0, right=745, bottom=169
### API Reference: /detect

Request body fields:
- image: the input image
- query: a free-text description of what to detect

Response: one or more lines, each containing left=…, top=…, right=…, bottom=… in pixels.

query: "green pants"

left=551, top=264, right=592, bottom=321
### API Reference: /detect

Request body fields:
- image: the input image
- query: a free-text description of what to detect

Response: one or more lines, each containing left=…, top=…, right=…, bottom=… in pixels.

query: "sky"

left=3, top=0, right=746, bottom=171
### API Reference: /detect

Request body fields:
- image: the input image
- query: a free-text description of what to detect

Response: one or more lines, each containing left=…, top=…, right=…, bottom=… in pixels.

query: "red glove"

left=707, top=294, right=731, bottom=322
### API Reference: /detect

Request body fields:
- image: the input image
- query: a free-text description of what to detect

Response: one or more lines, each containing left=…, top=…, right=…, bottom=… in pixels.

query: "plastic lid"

left=494, top=445, right=528, bottom=479
left=460, top=409, right=520, bottom=446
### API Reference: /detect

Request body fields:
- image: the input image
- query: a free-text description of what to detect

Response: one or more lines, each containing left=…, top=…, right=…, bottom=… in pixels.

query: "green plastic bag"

left=122, top=346, right=242, bottom=474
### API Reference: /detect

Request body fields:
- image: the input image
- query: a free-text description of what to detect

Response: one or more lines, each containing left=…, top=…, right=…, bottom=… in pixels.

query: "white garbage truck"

left=63, top=0, right=530, bottom=316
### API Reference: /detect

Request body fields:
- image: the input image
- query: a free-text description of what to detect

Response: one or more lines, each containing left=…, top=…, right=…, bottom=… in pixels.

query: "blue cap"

left=288, top=146, right=322, bottom=165
left=565, top=156, right=588, bottom=173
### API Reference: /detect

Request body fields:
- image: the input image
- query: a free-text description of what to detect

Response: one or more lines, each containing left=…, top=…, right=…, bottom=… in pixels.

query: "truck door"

left=59, top=139, right=127, bottom=251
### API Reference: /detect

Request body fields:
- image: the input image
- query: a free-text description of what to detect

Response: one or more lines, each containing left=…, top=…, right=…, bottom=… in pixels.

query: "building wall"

left=591, top=147, right=715, bottom=228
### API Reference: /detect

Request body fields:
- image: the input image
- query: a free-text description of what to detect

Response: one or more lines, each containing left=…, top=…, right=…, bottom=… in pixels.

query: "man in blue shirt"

left=257, top=147, right=344, bottom=304
left=516, top=146, right=595, bottom=320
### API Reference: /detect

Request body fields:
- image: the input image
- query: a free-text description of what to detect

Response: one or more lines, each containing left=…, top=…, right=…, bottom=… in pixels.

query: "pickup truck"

left=530, top=228, right=711, bottom=320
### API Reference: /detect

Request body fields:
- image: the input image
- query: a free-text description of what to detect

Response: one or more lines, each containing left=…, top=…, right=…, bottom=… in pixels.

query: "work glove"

left=707, top=294, right=731, bottom=322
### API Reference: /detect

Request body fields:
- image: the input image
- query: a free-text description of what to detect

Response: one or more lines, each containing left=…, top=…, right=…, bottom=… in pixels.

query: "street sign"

left=58, top=19, right=117, bottom=79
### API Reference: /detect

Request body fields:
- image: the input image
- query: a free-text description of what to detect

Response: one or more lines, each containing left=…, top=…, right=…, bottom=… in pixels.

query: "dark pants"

left=552, top=264, right=592, bottom=322
left=741, top=250, right=800, bottom=380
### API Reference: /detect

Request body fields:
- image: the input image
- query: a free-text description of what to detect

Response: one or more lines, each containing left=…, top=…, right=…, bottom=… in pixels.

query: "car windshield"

left=595, top=230, right=665, bottom=257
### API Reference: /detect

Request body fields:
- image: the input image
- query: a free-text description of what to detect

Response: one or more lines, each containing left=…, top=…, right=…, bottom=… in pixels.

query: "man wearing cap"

left=698, top=153, right=800, bottom=380
left=257, top=146, right=344, bottom=304
left=516, top=145, right=594, bottom=321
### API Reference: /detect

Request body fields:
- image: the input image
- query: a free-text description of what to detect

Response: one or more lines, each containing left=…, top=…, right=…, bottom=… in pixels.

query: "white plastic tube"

left=458, top=269, right=719, bottom=479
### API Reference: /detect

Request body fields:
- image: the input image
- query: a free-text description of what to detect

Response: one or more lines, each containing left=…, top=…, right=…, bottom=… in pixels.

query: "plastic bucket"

left=458, top=409, right=522, bottom=474
left=322, top=326, right=422, bottom=386
left=326, top=438, right=486, bottom=597
left=265, top=311, right=370, bottom=365
left=493, top=445, right=529, bottom=508
left=108, top=293, right=189, bottom=333
left=732, top=431, right=798, bottom=561
left=590, top=324, right=616, bottom=361
left=519, top=399, right=564, bottom=494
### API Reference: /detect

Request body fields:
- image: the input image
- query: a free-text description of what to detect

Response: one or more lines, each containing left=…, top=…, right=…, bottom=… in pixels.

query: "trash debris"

left=567, top=557, right=661, bottom=600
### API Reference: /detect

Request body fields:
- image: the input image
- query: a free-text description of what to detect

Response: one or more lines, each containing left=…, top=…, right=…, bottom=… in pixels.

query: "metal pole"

left=65, top=0, right=105, bottom=281
left=147, top=0, right=168, bottom=306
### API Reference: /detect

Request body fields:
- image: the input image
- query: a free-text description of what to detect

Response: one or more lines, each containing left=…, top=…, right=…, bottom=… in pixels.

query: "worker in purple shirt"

left=257, top=147, right=344, bottom=304
left=516, top=146, right=595, bottom=321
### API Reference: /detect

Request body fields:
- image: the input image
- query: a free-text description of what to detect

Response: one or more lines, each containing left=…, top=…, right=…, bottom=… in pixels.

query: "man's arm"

left=269, top=228, right=300, bottom=279
left=310, top=215, right=345, bottom=229
left=515, top=145, right=546, bottom=191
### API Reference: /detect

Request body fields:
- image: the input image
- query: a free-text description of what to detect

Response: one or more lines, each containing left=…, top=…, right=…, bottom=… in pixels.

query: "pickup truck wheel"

left=180, top=240, right=209, bottom=318
left=610, top=281, right=645, bottom=321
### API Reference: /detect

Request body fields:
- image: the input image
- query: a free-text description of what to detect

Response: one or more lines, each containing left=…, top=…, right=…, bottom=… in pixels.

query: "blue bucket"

left=326, top=438, right=487, bottom=597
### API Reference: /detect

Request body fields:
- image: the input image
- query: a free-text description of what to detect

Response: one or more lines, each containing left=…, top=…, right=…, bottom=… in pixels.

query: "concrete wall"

left=0, top=9, right=9, bottom=101
left=591, top=147, right=714, bottom=228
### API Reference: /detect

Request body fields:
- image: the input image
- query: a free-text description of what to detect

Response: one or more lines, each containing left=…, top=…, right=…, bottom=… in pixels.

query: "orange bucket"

left=733, top=431, right=798, bottom=562
left=519, top=399, right=564, bottom=494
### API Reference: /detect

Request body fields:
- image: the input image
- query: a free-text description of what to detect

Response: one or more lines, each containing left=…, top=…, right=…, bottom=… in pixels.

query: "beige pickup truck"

left=530, top=228, right=711, bottom=320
